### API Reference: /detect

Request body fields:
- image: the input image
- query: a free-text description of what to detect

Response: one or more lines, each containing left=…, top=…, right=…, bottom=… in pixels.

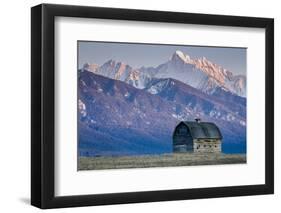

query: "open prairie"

left=78, top=153, right=246, bottom=170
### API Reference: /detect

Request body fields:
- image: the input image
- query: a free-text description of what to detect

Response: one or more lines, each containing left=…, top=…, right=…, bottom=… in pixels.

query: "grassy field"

left=78, top=153, right=246, bottom=170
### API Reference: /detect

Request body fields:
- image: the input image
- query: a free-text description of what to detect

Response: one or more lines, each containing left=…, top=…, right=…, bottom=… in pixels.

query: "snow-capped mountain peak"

left=171, top=50, right=191, bottom=63
left=82, top=63, right=99, bottom=73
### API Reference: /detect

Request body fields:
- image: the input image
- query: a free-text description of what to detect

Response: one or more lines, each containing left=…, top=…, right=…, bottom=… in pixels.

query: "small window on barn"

left=215, top=145, right=217, bottom=148
left=209, top=145, right=212, bottom=148
left=204, top=145, right=206, bottom=147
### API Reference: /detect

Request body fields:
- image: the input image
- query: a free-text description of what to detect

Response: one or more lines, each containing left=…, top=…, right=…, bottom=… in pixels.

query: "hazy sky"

left=78, top=41, right=246, bottom=75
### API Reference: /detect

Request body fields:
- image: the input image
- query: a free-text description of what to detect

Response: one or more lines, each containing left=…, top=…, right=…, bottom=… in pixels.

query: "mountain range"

left=78, top=50, right=246, bottom=156
left=83, top=50, right=246, bottom=97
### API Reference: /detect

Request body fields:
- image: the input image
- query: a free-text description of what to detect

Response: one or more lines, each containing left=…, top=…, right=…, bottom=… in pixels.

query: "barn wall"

left=173, top=123, right=193, bottom=152
left=193, top=139, right=221, bottom=153
left=173, top=144, right=193, bottom=152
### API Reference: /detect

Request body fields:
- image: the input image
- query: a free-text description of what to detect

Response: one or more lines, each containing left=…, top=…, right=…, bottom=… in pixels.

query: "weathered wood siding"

left=173, top=123, right=193, bottom=152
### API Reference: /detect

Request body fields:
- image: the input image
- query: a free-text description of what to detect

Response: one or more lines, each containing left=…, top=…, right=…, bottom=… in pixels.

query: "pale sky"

left=78, top=41, right=246, bottom=75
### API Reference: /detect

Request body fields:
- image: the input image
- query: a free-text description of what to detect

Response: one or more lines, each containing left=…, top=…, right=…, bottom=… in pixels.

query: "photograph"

left=30, top=3, right=274, bottom=209
left=77, top=41, right=247, bottom=170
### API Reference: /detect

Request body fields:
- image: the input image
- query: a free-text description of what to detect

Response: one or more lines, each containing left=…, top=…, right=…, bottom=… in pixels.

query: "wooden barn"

left=172, top=119, right=222, bottom=153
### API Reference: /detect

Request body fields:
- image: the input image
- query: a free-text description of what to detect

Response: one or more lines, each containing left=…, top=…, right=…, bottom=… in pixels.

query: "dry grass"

left=78, top=153, right=246, bottom=170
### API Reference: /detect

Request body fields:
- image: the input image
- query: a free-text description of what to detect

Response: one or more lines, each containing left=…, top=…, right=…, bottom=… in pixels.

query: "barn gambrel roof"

left=177, top=121, right=222, bottom=139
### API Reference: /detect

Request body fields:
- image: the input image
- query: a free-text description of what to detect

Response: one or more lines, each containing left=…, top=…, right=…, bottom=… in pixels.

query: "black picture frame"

left=31, top=3, right=274, bottom=209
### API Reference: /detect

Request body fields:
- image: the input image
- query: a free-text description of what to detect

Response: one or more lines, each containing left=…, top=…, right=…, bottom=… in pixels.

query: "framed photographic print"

left=31, top=3, right=274, bottom=209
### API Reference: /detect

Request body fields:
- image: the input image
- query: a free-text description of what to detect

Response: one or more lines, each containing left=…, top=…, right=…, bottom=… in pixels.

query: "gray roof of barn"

left=180, top=121, right=222, bottom=139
